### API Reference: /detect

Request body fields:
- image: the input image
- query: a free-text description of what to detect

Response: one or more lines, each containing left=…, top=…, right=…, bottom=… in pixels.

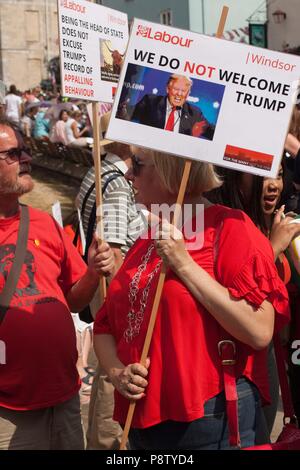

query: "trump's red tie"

left=165, top=107, right=176, bottom=131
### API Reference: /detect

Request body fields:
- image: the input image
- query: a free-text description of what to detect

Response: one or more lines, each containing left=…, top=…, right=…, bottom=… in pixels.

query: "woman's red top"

left=94, top=205, right=290, bottom=428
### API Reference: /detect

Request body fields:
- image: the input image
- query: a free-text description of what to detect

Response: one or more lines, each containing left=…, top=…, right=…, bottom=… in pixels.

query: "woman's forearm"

left=94, top=333, right=149, bottom=401
left=174, top=258, right=274, bottom=350
left=94, top=333, right=125, bottom=378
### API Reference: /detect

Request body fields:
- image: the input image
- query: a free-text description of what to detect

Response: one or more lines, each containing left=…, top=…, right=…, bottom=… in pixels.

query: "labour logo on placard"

left=136, top=25, right=150, bottom=37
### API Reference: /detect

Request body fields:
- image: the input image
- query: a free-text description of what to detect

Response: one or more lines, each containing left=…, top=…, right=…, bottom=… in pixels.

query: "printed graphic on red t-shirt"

left=1, top=243, right=41, bottom=298
left=0, top=243, right=62, bottom=309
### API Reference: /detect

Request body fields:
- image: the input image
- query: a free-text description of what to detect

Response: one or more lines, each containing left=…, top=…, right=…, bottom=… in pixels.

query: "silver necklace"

left=124, top=243, right=162, bottom=343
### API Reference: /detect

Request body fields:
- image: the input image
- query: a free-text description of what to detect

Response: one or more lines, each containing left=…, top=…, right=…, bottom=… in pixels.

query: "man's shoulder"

left=79, top=162, right=129, bottom=198
left=26, top=206, right=58, bottom=226
left=79, top=167, right=95, bottom=194
left=24, top=206, right=61, bottom=234
left=103, top=169, right=130, bottom=193
left=82, top=166, right=95, bottom=183
left=102, top=158, right=127, bottom=179
left=6, top=93, right=21, bottom=102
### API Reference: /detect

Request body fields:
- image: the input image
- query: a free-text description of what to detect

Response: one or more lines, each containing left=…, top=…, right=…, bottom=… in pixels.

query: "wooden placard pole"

left=120, top=5, right=229, bottom=450
left=89, top=1, right=106, bottom=303
left=92, top=102, right=107, bottom=303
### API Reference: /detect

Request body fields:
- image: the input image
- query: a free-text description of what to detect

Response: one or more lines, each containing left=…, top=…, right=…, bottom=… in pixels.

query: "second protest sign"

left=58, top=0, right=128, bottom=103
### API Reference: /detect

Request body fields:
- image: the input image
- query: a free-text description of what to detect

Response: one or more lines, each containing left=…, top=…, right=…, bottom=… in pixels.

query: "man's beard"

left=0, top=174, right=34, bottom=195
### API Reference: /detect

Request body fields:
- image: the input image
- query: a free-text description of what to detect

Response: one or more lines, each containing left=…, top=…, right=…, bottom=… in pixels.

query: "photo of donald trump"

left=117, top=72, right=217, bottom=140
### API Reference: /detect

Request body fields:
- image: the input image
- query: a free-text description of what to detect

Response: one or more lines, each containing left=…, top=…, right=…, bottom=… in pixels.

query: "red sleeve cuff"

left=228, top=254, right=290, bottom=332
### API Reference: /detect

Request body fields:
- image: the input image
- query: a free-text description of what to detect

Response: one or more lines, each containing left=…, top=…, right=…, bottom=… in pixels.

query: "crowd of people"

left=1, top=76, right=300, bottom=451
left=1, top=84, right=93, bottom=148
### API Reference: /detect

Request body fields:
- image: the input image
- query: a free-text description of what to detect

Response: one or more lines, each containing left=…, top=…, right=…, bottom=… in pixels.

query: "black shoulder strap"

left=81, top=182, right=96, bottom=217
left=73, top=169, right=123, bottom=248
left=83, top=172, right=123, bottom=261
left=73, top=181, right=96, bottom=247
left=80, top=167, right=124, bottom=221
left=0, top=205, right=29, bottom=324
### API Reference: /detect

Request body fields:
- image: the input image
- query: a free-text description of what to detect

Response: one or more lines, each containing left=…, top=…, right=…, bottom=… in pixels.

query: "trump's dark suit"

left=119, top=94, right=215, bottom=140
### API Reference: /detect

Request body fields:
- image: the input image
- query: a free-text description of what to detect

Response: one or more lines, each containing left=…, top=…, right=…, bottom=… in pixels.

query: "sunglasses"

left=0, top=147, right=32, bottom=165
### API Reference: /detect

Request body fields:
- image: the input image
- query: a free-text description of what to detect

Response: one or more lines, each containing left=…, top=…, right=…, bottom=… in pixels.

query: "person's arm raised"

left=269, top=205, right=300, bottom=260
left=285, top=133, right=300, bottom=158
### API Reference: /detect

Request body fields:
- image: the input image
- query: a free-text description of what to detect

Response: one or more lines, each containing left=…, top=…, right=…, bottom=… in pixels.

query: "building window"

left=160, top=9, right=172, bottom=26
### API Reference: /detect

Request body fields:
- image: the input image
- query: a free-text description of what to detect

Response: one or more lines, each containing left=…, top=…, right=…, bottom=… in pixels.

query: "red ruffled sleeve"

left=227, top=253, right=290, bottom=332
left=214, top=208, right=290, bottom=332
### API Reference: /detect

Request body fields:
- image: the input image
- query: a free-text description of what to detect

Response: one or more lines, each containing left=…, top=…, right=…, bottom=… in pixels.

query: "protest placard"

left=86, top=102, right=112, bottom=128
left=57, top=0, right=128, bottom=103
left=107, top=18, right=300, bottom=177
left=51, top=201, right=63, bottom=228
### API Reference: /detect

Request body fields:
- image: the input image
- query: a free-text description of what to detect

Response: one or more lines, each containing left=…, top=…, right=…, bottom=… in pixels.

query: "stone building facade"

left=0, top=0, right=59, bottom=90
left=1, top=0, right=297, bottom=91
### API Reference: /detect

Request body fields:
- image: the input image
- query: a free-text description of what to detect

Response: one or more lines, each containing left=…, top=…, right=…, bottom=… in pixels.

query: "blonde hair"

left=133, top=147, right=221, bottom=196
left=71, top=110, right=82, bottom=119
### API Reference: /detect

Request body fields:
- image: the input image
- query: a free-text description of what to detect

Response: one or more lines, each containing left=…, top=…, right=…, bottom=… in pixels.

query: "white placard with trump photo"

left=57, top=0, right=128, bottom=103
left=107, top=18, right=300, bottom=177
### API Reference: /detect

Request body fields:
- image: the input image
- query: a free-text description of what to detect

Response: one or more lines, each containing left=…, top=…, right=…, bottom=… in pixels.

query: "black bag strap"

left=73, top=169, right=124, bottom=248
left=83, top=172, right=123, bottom=261
left=0, top=205, right=29, bottom=324
left=73, top=182, right=96, bottom=248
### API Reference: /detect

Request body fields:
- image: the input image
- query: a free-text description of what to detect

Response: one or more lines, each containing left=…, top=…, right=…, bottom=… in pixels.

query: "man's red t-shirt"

left=94, top=205, right=290, bottom=428
left=0, top=207, right=87, bottom=410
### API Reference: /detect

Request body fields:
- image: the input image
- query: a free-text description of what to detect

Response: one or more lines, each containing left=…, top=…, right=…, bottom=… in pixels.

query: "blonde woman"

left=94, top=148, right=289, bottom=449
left=65, top=111, right=91, bottom=147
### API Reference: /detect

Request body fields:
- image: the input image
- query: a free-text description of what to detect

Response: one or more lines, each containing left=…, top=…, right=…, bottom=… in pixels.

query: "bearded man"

left=0, top=119, right=114, bottom=450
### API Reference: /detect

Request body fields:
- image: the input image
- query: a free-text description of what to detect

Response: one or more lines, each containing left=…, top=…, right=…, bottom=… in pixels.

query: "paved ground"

left=20, top=166, right=79, bottom=221
left=20, top=165, right=284, bottom=444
